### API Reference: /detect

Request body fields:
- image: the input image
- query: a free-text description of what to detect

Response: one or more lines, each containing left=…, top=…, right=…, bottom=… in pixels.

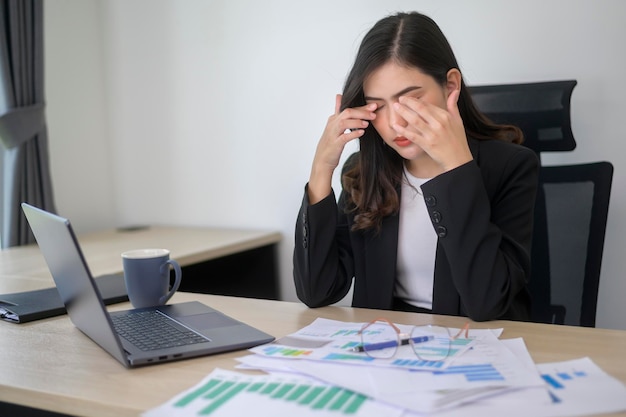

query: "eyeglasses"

left=353, top=318, right=470, bottom=362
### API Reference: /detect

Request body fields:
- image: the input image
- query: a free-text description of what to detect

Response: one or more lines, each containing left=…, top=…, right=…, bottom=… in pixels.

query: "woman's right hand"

left=308, top=95, right=377, bottom=204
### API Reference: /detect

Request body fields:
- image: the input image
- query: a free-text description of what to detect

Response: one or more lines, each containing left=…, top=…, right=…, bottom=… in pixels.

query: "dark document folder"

left=0, top=273, right=128, bottom=323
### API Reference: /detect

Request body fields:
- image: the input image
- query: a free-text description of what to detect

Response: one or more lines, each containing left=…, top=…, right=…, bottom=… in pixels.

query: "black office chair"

left=468, top=80, right=613, bottom=327
left=529, top=162, right=613, bottom=327
left=468, top=80, right=577, bottom=159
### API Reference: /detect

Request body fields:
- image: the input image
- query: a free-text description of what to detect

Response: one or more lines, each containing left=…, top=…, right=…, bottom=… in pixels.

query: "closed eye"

left=365, top=99, right=384, bottom=112
left=401, top=93, right=422, bottom=101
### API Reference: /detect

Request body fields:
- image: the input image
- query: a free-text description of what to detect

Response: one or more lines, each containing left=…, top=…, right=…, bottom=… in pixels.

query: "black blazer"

left=293, top=138, right=539, bottom=322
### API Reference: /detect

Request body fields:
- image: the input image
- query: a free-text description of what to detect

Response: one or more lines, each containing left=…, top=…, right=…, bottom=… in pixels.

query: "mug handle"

left=159, top=259, right=182, bottom=305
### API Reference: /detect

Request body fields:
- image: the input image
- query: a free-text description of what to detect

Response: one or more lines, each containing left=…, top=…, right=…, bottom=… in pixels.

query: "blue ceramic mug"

left=121, top=249, right=182, bottom=309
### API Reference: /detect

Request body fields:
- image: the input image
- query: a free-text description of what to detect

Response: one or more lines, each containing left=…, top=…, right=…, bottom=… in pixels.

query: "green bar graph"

left=247, top=382, right=265, bottom=392
left=271, top=383, right=295, bottom=399
left=199, top=382, right=249, bottom=416
left=344, top=393, right=368, bottom=414
left=163, top=372, right=377, bottom=416
left=331, top=329, right=360, bottom=337
left=299, top=386, right=327, bottom=405
left=286, top=384, right=310, bottom=401
left=312, top=386, right=341, bottom=409
left=203, top=381, right=235, bottom=399
left=451, top=338, right=473, bottom=346
left=329, top=389, right=354, bottom=410
left=260, top=382, right=280, bottom=395
left=174, top=379, right=221, bottom=407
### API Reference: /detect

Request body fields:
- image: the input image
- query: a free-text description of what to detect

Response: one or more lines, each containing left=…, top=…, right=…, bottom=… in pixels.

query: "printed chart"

left=250, top=318, right=475, bottom=371
left=542, top=369, right=587, bottom=391
left=143, top=369, right=402, bottom=417
left=436, top=363, right=505, bottom=382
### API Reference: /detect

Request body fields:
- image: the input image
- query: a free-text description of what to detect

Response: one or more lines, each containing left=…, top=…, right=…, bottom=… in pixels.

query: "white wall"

left=44, top=0, right=626, bottom=330
left=44, top=0, right=116, bottom=232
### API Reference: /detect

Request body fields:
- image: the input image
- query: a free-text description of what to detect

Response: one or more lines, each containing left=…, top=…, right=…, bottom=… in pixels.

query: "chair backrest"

left=468, top=80, right=577, bottom=157
left=530, top=162, right=613, bottom=327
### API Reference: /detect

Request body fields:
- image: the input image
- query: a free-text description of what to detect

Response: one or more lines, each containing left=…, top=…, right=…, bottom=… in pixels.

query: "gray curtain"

left=0, top=0, right=55, bottom=247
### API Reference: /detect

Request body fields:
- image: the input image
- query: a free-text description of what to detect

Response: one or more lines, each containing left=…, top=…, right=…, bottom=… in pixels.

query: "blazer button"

left=436, top=225, right=447, bottom=238
left=424, top=196, right=437, bottom=207
left=431, top=211, right=442, bottom=224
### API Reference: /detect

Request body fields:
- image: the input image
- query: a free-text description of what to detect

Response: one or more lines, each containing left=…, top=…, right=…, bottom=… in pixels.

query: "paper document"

left=423, top=357, right=626, bottom=417
left=0, top=307, right=18, bottom=322
left=248, top=318, right=475, bottom=371
left=142, top=368, right=403, bottom=417
left=144, top=316, right=626, bottom=417
left=236, top=338, right=546, bottom=413
left=242, top=320, right=545, bottom=413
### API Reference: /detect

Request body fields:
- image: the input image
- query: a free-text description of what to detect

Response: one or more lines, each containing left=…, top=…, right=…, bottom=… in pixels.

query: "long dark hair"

left=341, top=11, right=522, bottom=232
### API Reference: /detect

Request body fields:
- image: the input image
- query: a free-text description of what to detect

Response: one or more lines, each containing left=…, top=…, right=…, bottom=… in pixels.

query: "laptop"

left=21, top=203, right=275, bottom=368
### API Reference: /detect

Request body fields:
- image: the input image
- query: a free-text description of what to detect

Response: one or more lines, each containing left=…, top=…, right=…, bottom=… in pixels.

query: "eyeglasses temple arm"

left=452, top=322, right=470, bottom=339
left=359, top=317, right=402, bottom=335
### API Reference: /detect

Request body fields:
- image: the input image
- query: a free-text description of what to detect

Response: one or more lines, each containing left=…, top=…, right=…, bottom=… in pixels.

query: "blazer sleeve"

left=293, top=186, right=354, bottom=307
left=421, top=145, right=539, bottom=321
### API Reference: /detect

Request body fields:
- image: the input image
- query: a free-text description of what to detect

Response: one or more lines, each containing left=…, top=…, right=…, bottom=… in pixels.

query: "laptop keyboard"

left=111, top=310, right=208, bottom=351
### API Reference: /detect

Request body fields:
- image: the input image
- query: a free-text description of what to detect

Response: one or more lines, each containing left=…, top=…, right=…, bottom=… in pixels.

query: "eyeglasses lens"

left=410, top=325, right=452, bottom=362
left=360, top=321, right=399, bottom=359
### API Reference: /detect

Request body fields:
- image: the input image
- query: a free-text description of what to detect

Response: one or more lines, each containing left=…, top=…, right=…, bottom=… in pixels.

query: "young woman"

left=293, top=11, right=539, bottom=322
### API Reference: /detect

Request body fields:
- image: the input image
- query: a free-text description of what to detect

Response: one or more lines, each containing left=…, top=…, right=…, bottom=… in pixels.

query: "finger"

left=360, top=102, right=378, bottom=112
left=335, top=94, right=342, bottom=115
left=446, top=88, right=461, bottom=118
left=393, top=101, right=427, bottom=134
left=340, top=119, right=370, bottom=133
left=341, top=105, right=377, bottom=125
left=397, top=96, right=432, bottom=124
left=335, top=128, right=366, bottom=145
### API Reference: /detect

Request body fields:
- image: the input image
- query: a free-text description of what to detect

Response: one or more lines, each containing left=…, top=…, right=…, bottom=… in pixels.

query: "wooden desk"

left=1, top=292, right=625, bottom=417
left=0, top=225, right=282, bottom=298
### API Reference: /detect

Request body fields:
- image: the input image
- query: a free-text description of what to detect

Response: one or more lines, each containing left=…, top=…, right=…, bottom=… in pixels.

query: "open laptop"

left=21, top=203, right=275, bottom=368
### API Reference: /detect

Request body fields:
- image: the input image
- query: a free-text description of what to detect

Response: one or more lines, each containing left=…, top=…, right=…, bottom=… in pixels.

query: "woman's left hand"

left=392, top=89, right=473, bottom=172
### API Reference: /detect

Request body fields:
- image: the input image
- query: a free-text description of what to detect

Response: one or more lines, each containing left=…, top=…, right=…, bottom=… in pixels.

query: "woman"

left=293, top=11, right=539, bottom=321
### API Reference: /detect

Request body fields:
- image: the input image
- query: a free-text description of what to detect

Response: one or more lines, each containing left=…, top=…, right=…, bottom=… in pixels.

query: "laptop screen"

left=22, top=203, right=128, bottom=365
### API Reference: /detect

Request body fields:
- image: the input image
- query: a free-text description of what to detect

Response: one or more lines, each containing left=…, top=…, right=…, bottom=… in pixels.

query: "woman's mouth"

left=394, top=136, right=412, bottom=147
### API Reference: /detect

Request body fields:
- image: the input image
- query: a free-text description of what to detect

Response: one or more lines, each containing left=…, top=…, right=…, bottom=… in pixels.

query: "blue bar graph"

left=541, top=368, right=590, bottom=403
left=435, top=364, right=505, bottom=382
left=542, top=374, right=565, bottom=389
left=541, top=368, right=588, bottom=390
left=391, top=358, right=445, bottom=369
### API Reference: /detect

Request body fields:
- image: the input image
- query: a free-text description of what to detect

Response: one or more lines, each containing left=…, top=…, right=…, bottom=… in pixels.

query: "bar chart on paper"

left=142, top=369, right=402, bottom=417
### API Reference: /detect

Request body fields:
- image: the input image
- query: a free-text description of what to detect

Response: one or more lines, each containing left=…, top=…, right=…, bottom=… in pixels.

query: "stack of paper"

left=144, top=318, right=626, bottom=417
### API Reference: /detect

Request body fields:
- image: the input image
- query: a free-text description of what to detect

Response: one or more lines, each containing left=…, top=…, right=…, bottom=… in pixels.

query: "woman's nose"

left=388, top=104, right=406, bottom=130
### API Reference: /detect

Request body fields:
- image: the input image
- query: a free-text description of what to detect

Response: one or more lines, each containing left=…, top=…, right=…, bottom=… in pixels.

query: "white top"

left=394, top=167, right=437, bottom=310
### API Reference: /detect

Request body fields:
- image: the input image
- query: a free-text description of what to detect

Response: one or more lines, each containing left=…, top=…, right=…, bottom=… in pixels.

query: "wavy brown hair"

left=341, top=12, right=523, bottom=232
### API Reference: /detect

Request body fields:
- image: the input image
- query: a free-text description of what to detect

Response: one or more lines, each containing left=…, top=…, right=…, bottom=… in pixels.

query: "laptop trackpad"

left=177, top=312, right=238, bottom=331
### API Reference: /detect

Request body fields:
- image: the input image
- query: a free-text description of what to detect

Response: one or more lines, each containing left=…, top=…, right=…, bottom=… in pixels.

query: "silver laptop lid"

left=22, top=203, right=128, bottom=365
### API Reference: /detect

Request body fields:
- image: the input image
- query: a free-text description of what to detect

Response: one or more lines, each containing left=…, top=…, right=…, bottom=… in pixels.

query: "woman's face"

left=363, top=61, right=448, bottom=162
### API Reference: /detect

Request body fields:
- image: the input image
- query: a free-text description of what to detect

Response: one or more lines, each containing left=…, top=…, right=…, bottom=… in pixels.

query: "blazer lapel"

left=362, top=211, right=400, bottom=309
left=432, top=137, right=479, bottom=316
